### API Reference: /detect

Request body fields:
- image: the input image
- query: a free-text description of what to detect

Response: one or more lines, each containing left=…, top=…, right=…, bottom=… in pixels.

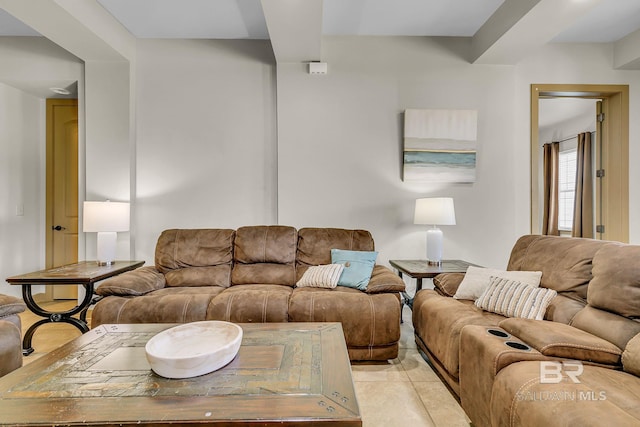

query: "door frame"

left=530, top=84, right=629, bottom=242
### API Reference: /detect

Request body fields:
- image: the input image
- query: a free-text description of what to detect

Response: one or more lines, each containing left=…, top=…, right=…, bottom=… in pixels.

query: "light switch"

left=16, top=204, right=24, bottom=216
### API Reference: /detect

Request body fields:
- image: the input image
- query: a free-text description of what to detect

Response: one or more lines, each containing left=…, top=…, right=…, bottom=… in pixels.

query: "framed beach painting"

left=403, top=109, right=477, bottom=183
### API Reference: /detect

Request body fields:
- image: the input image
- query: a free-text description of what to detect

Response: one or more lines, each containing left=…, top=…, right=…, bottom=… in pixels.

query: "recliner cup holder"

left=487, top=328, right=510, bottom=339
left=505, top=341, right=531, bottom=351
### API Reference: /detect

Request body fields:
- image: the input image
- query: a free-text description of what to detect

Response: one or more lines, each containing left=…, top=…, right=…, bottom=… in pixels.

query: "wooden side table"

left=389, top=259, right=478, bottom=309
left=6, top=260, right=144, bottom=355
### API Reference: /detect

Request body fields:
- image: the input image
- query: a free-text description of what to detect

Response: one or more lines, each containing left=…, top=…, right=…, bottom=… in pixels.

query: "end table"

left=7, top=260, right=144, bottom=355
left=389, top=259, right=478, bottom=309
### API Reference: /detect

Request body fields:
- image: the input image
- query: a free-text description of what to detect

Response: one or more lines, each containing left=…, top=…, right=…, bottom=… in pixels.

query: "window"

left=558, top=148, right=577, bottom=231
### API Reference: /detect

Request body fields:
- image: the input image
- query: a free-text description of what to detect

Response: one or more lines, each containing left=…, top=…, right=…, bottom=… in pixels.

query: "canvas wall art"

left=403, top=109, right=477, bottom=183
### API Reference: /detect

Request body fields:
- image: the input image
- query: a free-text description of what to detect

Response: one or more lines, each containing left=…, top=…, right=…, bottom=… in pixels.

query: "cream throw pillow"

left=475, top=276, right=557, bottom=320
left=296, top=264, right=344, bottom=289
left=453, top=266, right=542, bottom=301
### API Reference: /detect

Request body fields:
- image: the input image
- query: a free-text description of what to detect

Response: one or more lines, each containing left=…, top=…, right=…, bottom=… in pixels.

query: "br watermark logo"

left=516, top=361, right=607, bottom=402
left=540, top=361, right=583, bottom=384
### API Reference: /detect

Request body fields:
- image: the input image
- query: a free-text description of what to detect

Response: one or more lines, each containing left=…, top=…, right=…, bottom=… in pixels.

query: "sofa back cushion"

left=231, top=225, right=297, bottom=286
left=588, top=242, right=640, bottom=318
left=296, top=228, right=375, bottom=282
left=507, top=235, right=608, bottom=302
left=155, top=229, right=234, bottom=287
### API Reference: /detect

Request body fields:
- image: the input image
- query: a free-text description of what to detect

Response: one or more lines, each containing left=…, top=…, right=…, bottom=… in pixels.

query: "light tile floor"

left=19, top=301, right=471, bottom=427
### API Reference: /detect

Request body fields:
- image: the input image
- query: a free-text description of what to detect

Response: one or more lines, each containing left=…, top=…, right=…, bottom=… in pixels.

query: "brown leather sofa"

left=91, top=226, right=405, bottom=361
left=413, top=235, right=640, bottom=427
left=0, top=294, right=26, bottom=377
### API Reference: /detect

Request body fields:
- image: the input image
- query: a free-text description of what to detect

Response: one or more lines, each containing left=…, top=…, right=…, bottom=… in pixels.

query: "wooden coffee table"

left=0, top=322, right=361, bottom=426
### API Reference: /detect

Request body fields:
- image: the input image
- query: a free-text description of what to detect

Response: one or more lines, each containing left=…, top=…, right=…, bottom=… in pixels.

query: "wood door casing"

left=530, top=84, right=629, bottom=243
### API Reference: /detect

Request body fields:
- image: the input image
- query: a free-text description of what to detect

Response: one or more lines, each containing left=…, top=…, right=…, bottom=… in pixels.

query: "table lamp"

left=83, top=201, right=130, bottom=265
left=414, top=197, right=456, bottom=265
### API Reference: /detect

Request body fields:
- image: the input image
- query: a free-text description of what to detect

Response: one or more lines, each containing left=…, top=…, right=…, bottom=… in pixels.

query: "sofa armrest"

left=0, top=294, right=26, bottom=318
left=433, top=272, right=465, bottom=297
left=366, top=265, right=406, bottom=294
left=622, top=332, right=640, bottom=376
left=499, top=317, right=622, bottom=366
left=96, top=266, right=166, bottom=297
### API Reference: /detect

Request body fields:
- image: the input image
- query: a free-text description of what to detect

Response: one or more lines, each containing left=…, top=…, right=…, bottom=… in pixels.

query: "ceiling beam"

left=471, top=0, right=603, bottom=65
left=260, top=0, right=323, bottom=63
left=614, top=28, right=640, bottom=70
left=0, top=0, right=135, bottom=62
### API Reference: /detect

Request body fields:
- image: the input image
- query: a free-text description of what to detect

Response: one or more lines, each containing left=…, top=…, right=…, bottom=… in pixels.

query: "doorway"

left=45, top=98, right=79, bottom=299
left=530, top=84, right=629, bottom=243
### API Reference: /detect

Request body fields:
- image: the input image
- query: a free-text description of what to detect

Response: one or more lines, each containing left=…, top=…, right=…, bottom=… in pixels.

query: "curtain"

left=542, top=142, right=560, bottom=235
left=572, top=132, right=594, bottom=238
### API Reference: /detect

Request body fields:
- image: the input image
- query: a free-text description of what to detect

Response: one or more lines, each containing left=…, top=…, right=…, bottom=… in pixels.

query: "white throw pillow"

left=453, top=266, right=542, bottom=301
left=296, top=264, right=344, bottom=289
left=475, top=276, right=557, bottom=320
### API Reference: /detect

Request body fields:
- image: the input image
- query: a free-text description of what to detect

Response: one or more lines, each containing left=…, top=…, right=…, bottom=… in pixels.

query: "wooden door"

left=46, top=99, right=79, bottom=299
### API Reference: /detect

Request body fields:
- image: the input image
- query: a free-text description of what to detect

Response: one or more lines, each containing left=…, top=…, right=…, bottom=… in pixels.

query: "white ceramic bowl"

left=145, top=321, right=243, bottom=379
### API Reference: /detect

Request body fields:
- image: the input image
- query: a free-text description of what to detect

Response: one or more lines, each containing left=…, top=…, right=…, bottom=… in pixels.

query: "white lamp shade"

left=414, top=198, right=456, bottom=225
left=83, top=201, right=130, bottom=232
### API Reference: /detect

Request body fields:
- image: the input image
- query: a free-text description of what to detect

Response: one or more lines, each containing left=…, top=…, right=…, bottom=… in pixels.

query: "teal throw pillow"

left=330, top=249, right=378, bottom=291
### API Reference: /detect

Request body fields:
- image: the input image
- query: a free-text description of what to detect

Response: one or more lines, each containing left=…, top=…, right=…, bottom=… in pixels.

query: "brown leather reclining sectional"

left=413, top=235, right=640, bottom=427
left=0, top=294, right=26, bottom=377
left=91, top=226, right=406, bottom=361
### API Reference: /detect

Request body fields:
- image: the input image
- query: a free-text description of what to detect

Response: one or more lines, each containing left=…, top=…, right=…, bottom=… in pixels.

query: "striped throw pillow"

left=296, top=264, right=344, bottom=289
left=475, top=276, right=557, bottom=320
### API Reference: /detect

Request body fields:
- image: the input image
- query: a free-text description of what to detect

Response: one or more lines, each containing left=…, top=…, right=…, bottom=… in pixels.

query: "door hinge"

left=597, top=113, right=605, bottom=122
left=596, top=225, right=605, bottom=233
left=596, top=169, right=605, bottom=178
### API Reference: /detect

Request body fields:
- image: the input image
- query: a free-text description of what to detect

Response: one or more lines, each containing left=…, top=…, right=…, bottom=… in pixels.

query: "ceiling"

left=1, top=0, right=640, bottom=86
left=1, top=0, right=640, bottom=43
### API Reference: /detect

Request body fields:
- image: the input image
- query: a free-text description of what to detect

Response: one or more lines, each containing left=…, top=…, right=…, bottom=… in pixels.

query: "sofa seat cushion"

left=91, top=287, right=224, bottom=327
left=500, top=318, right=622, bottom=366
left=491, top=361, right=640, bottom=427
left=412, top=290, right=505, bottom=379
left=206, top=284, right=292, bottom=323
left=288, top=286, right=400, bottom=349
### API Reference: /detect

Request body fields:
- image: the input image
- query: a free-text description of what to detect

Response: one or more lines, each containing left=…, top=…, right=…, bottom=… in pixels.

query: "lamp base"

left=427, top=260, right=443, bottom=266
left=96, top=261, right=116, bottom=266
left=426, top=226, right=444, bottom=265
left=96, top=231, right=117, bottom=266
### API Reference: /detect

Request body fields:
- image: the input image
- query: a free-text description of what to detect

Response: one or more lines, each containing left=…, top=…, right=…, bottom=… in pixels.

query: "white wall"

left=277, top=37, right=640, bottom=276
left=278, top=37, right=519, bottom=271
left=0, top=83, right=43, bottom=298
left=83, top=60, right=132, bottom=261
left=0, top=37, right=82, bottom=298
left=133, top=39, right=277, bottom=262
